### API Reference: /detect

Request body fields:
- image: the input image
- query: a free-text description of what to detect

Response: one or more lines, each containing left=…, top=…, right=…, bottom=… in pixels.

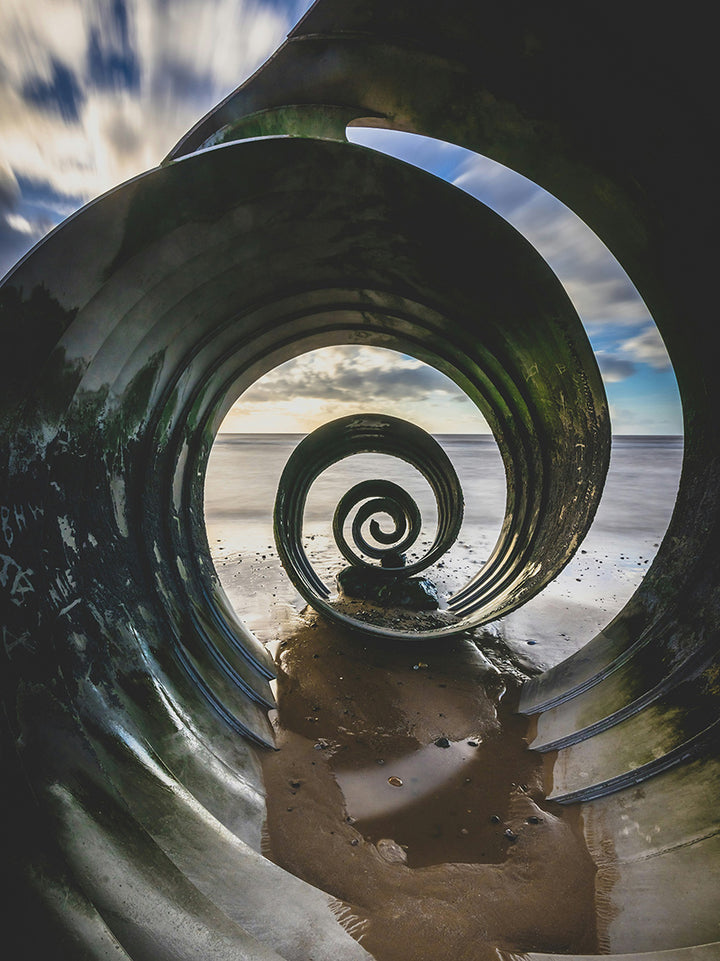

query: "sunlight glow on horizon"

left=219, top=346, right=492, bottom=435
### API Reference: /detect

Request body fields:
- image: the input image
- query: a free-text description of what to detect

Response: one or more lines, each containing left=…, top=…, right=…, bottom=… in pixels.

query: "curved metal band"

left=273, top=414, right=463, bottom=608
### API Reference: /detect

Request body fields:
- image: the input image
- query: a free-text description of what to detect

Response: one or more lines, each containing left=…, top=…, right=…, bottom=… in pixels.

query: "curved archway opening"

left=205, top=345, right=503, bottom=642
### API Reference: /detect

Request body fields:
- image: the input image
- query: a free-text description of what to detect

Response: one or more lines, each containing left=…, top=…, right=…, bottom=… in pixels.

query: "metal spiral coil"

left=273, top=414, right=464, bottom=615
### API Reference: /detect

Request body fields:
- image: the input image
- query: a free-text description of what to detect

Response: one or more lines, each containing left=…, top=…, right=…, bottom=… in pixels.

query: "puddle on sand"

left=335, top=733, right=537, bottom=869
left=260, top=610, right=599, bottom=961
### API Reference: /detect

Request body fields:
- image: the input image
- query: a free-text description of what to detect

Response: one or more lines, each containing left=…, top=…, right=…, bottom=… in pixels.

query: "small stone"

left=350, top=838, right=359, bottom=846
left=434, top=736, right=451, bottom=748
left=381, top=550, right=406, bottom=568
left=526, top=816, right=543, bottom=824
left=467, top=739, right=479, bottom=747
left=460, top=828, right=469, bottom=836
left=336, top=566, right=439, bottom=609
left=504, top=828, right=518, bottom=841
left=289, top=779, right=301, bottom=790
left=376, top=838, right=408, bottom=863
left=490, top=815, right=501, bottom=824
left=388, top=776, right=403, bottom=787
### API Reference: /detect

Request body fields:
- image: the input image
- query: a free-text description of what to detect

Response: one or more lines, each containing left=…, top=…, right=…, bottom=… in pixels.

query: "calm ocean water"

left=205, top=434, right=683, bottom=665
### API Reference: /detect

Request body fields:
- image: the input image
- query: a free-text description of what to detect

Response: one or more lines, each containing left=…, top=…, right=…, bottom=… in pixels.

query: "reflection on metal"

left=273, top=414, right=465, bottom=625
left=1, top=0, right=719, bottom=958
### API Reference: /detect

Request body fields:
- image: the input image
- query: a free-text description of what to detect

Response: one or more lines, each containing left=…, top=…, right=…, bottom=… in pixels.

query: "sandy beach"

left=205, top=434, right=682, bottom=666
left=204, top=433, right=682, bottom=958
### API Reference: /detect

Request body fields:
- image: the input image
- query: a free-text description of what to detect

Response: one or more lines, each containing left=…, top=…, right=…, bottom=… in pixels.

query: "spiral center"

left=334, top=479, right=423, bottom=571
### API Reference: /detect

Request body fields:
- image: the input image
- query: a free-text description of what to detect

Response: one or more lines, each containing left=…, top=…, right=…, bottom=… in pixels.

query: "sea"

left=204, top=434, right=683, bottom=668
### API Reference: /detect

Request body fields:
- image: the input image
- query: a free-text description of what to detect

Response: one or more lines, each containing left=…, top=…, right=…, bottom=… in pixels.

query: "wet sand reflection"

left=261, top=611, right=599, bottom=961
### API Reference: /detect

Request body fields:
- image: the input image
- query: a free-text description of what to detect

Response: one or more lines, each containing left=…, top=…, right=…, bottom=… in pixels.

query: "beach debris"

left=387, top=776, right=403, bottom=787
left=376, top=838, right=408, bottom=863
left=314, top=739, right=330, bottom=750
left=413, top=661, right=429, bottom=670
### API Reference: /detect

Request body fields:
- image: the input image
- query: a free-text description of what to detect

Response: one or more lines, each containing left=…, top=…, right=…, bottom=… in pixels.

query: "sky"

left=1, top=0, right=683, bottom=435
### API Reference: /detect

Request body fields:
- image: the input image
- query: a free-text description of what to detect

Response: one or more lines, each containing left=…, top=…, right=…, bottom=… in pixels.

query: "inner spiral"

left=274, top=413, right=464, bottom=616
left=334, top=479, right=423, bottom=568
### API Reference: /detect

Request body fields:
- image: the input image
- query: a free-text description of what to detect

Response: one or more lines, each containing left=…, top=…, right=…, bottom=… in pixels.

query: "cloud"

left=453, top=154, right=651, bottom=329
left=5, top=213, right=36, bottom=234
left=350, top=130, right=653, bottom=333
left=0, top=154, right=61, bottom=277
left=595, top=353, right=636, bottom=382
left=619, top=325, right=671, bottom=370
left=0, top=0, right=292, bottom=271
left=0, top=159, right=20, bottom=209
left=22, top=58, right=85, bottom=121
left=224, top=345, right=491, bottom=434
left=241, top=347, right=458, bottom=405
left=452, top=151, right=542, bottom=219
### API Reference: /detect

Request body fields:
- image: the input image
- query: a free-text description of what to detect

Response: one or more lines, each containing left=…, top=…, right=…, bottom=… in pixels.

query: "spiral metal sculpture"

left=273, top=413, right=466, bottom=623
left=1, top=0, right=719, bottom=958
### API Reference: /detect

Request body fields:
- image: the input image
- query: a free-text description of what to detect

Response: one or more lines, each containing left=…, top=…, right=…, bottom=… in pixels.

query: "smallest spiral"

left=333, top=478, right=422, bottom=571
left=273, top=414, right=464, bottom=628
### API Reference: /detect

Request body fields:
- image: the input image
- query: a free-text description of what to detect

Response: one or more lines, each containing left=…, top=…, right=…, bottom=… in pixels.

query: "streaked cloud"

left=452, top=153, right=652, bottom=331
left=2, top=8, right=681, bottom=435
left=222, top=346, right=490, bottom=434
left=596, top=353, right=636, bottom=383
left=0, top=0, right=297, bottom=276
left=619, top=325, right=672, bottom=370
left=346, top=128, right=681, bottom=435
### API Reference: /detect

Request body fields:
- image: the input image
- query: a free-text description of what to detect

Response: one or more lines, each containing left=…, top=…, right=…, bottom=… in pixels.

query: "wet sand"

left=204, top=434, right=683, bottom=957
left=260, top=611, right=598, bottom=961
